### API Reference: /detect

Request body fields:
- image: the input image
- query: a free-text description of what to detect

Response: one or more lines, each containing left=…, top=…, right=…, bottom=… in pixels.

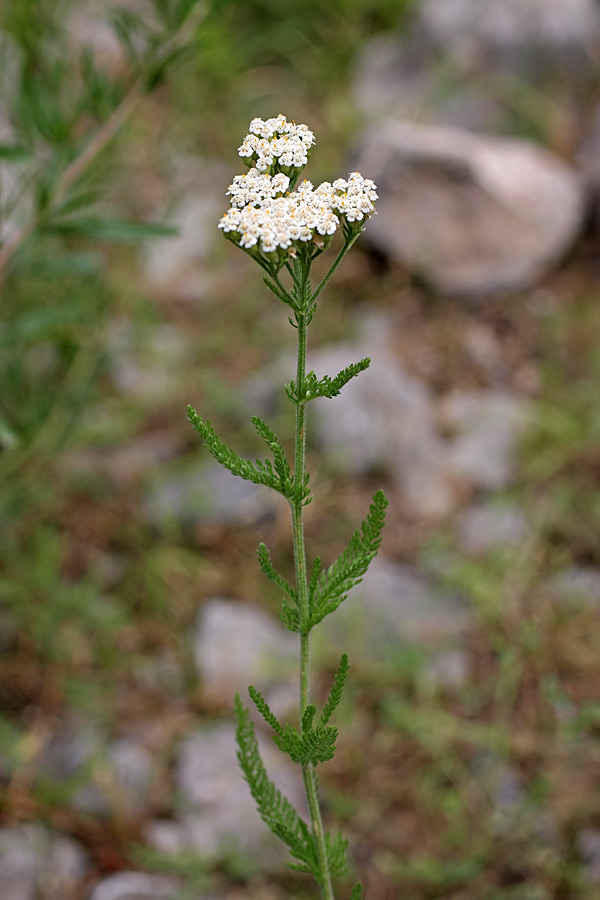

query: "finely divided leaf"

left=256, top=543, right=301, bottom=633
left=252, top=417, right=298, bottom=498
left=349, top=883, right=364, bottom=900
left=320, top=654, right=350, bottom=727
left=325, top=829, right=350, bottom=878
left=248, top=686, right=286, bottom=738
left=188, top=406, right=290, bottom=498
left=285, top=358, right=370, bottom=403
left=234, top=695, right=318, bottom=874
left=309, top=490, right=388, bottom=628
left=312, top=357, right=371, bottom=399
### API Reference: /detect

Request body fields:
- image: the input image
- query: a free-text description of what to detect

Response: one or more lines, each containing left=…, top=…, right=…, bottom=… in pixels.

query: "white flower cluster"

left=219, top=118, right=378, bottom=262
left=219, top=171, right=377, bottom=257
left=330, top=172, right=378, bottom=223
left=226, top=170, right=290, bottom=208
left=219, top=178, right=339, bottom=254
left=238, top=114, right=315, bottom=173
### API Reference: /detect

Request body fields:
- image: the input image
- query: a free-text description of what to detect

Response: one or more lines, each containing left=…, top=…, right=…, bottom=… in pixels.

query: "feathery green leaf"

left=349, top=883, right=364, bottom=900
left=302, top=704, right=317, bottom=734
left=248, top=686, right=286, bottom=738
left=309, top=490, right=388, bottom=628
left=320, top=654, right=350, bottom=727
left=325, top=829, right=350, bottom=877
left=256, top=543, right=296, bottom=602
left=286, top=358, right=370, bottom=403
left=187, top=406, right=289, bottom=498
left=252, top=417, right=294, bottom=496
left=234, top=695, right=318, bottom=874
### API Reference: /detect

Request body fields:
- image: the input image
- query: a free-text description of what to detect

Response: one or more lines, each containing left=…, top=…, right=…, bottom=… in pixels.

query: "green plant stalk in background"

left=188, top=115, right=387, bottom=899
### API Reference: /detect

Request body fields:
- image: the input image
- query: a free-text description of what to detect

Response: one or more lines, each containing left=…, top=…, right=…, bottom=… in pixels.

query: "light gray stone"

left=193, top=598, right=297, bottom=712
left=578, top=829, right=600, bottom=884
left=427, top=648, right=471, bottom=689
left=419, top=0, right=600, bottom=67
left=39, top=722, right=157, bottom=818
left=440, top=390, right=531, bottom=489
left=354, top=121, right=585, bottom=296
left=0, top=826, right=89, bottom=900
left=456, top=502, right=528, bottom=555
left=0, top=827, right=38, bottom=900
left=172, top=723, right=306, bottom=863
left=107, top=323, right=193, bottom=405
left=89, top=872, right=179, bottom=900
left=141, top=161, right=228, bottom=302
left=39, top=833, right=89, bottom=900
left=309, top=317, right=454, bottom=518
left=144, top=461, right=282, bottom=529
left=547, top=567, right=600, bottom=609
left=351, top=32, right=504, bottom=132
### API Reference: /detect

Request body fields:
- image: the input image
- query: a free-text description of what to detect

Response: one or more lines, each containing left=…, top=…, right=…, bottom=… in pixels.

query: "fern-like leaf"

left=312, top=358, right=371, bottom=399
left=263, top=277, right=296, bottom=309
left=187, top=406, right=284, bottom=495
left=234, top=695, right=318, bottom=874
left=302, top=704, right=317, bottom=734
left=257, top=543, right=297, bottom=600
left=256, top=543, right=301, bottom=633
left=325, top=829, right=350, bottom=877
left=309, top=490, right=388, bottom=628
left=271, top=725, right=337, bottom=766
left=285, top=358, right=370, bottom=403
left=252, top=417, right=293, bottom=495
left=349, top=883, right=363, bottom=900
left=248, top=686, right=286, bottom=738
left=320, top=654, right=350, bottom=727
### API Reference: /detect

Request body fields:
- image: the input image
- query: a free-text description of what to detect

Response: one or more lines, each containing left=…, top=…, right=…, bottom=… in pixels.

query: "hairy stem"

left=310, top=231, right=361, bottom=306
left=291, top=301, right=335, bottom=900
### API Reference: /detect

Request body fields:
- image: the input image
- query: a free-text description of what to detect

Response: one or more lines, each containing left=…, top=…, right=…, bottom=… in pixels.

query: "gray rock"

left=0, top=826, right=88, bottom=900
left=427, top=648, right=471, bottom=689
left=0, top=827, right=38, bottom=900
left=354, top=121, right=585, bottom=296
left=144, top=461, right=282, bottom=529
left=578, top=829, right=600, bottom=884
left=141, top=161, right=228, bottom=302
left=171, top=723, right=306, bottom=863
left=440, top=390, right=531, bottom=489
left=193, top=598, right=297, bottom=713
left=351, top=32, right=504, bottom=132
left=547, top=567, right=600, bottom=609
left=89, top=872, right=179, bottom=900
left=39, top=833, right=89, bottom=900
left=315, top=557, right=470, bottom=662
left=419, top=0, right=600, bottom=70
left=309, top=318, right=454, bottom=518
left=39, top=722, right=156, bottom=818
left=108, top=323, right=193, bottom=405
left=456, top=502, right=528, bottom=555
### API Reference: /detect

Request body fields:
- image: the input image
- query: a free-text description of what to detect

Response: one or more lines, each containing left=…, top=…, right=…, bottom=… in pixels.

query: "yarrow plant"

left=188, top=115, right=387, bottom=900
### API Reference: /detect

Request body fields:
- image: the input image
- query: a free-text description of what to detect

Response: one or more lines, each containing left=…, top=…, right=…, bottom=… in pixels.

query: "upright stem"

left=291, top=304, right=335, bottom=900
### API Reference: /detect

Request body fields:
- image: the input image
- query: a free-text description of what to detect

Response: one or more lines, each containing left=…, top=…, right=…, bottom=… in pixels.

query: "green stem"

left=310, top=230, right=361, bottom=306
left=291, top=304, right=335, bottom=900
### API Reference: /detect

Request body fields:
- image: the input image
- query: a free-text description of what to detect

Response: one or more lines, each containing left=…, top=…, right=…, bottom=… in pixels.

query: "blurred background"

left=1, top=1, right=600, bottom=899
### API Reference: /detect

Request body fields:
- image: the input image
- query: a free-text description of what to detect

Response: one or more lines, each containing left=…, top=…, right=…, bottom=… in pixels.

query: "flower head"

left=330, top=172, right=378, bottom=226
left=220, top=118, right=377, bottom=272
left=237, top=114, right=315, bottom=179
